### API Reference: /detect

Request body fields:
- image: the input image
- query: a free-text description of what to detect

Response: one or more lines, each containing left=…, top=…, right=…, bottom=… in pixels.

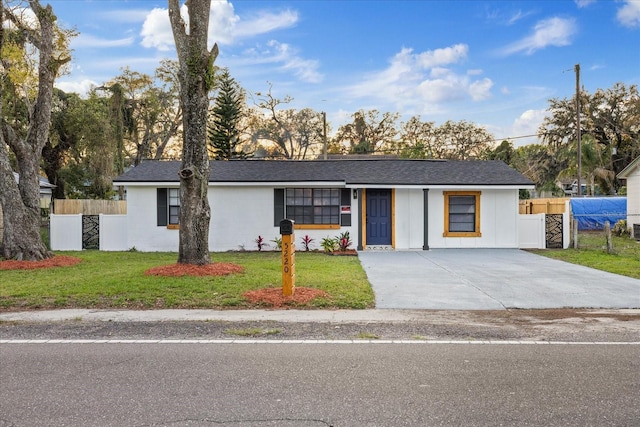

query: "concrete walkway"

left=358, top=249, right=640, bottom=310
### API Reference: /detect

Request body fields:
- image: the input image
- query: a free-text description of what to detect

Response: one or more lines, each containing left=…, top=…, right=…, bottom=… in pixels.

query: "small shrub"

left=612, top=220, right=630, bottom=238
left=301, top=234, right=314, bottom=251
left=271, top=236, right=282, bottom=250
left=337, top=231, right=352, bottom=251
left=320, top=236, right=339, bottom=253
left=254, top=235, right=269, bottom=251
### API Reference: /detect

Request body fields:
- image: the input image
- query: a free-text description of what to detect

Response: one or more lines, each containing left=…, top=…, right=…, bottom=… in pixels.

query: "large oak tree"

left=168, top=0, right=218, bottom=265
left=0, top=0, right=71, bottom=260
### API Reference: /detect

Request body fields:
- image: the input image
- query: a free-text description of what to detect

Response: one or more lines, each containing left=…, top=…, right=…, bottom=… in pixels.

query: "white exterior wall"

left=125, top=185, right=358, bottom=252
left=126, top=186, right=180, bottom=251
left=626, top=167, right=640, bottom=230
left=427, top=189, right=520, bottom=248
left=210, top=186, right=275, bottom=251
left=210, top=186, right=357, bottom=252
left=393, top=189, right=424, bottom=250
left=123, top=185, right=523, bottom=252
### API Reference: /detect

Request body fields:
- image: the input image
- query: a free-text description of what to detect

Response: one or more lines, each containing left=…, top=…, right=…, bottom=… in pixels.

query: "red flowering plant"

left=301, top=235, right=314, bottom=251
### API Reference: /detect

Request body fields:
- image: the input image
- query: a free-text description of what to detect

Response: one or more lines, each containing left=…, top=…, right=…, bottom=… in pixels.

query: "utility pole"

left=322, top=111, right=327, bottom=160
left=575, top=64, right=582, bottom=196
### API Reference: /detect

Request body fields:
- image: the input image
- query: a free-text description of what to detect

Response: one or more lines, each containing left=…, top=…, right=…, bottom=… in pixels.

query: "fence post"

left=605, top=221, right=613, bottom=254
left=572, top=215, right=579, bottom=249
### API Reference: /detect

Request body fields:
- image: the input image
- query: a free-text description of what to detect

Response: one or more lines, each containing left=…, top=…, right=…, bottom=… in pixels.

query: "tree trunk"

left=0, top=141, right=51, bottom=260
left=0, top=1, right=66, bottom=260
left=169, top=0, right=218, bottom=265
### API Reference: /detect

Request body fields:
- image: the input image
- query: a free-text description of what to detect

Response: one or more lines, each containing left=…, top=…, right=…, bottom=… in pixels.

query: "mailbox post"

left=279, top=219, right=295, bottom=296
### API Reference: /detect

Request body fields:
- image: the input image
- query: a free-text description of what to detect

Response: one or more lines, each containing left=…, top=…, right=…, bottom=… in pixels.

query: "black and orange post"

left=279, top=219, right=295, bottom=296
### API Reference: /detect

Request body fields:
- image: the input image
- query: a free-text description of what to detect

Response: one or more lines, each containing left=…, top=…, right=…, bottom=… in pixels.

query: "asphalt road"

left=1, top=343, right=638, bottom=427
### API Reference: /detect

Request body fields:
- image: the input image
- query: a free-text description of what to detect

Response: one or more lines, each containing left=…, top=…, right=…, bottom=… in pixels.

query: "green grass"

left=355, top=332, right=381, bottom=340
left=224, top=328, right=282, bottom=337
left=0, top=251, right=374, bottom=310
left=531, top=232, right=640, bottom=279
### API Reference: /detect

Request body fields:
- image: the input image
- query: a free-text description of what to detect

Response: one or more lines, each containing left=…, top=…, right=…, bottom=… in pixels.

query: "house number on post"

left=279, top=219, right=295, bottom=296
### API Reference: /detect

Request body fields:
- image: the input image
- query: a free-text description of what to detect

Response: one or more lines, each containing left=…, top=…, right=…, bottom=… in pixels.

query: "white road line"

left=1, top=339, right=639, bottom=345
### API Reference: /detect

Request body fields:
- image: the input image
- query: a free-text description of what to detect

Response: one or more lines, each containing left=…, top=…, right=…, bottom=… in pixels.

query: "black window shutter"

left=274, top=189, right=285, bottom=226
left=341, top=189, right=351, bottom=206
left=340, top=189, right=351, bottom=226
left=157, top=188, right=167, bottom=226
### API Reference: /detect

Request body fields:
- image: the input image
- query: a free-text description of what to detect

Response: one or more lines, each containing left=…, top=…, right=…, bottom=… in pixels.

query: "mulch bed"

left=242, top=287, right=331, bottom=308
left=0, top=255, right=82, bottom=270
left=144, top=262, right=244, bottom=277
left=326, top=250, right=358, bottom=256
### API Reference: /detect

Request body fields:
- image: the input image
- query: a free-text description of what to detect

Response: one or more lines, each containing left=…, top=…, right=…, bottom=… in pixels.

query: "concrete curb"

left=1, top=308, right=639, bottom=323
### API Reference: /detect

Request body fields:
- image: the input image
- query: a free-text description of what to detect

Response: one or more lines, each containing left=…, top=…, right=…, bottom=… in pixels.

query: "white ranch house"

left=89, top=158, right=535, bottom=252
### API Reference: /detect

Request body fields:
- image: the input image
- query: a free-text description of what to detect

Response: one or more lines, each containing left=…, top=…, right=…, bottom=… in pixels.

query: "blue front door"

left=366, top=189, right=392, bottom=245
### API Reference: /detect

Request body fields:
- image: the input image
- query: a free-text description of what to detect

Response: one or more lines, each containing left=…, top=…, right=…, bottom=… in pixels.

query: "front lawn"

left=0, top=251, right=374, bottom=310
left=531, top=233, right=640, bottom=279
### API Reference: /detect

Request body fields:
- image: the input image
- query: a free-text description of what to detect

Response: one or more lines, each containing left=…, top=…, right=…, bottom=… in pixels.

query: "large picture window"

left=286, top=188, right=340, bottom=225
left=443, top=191, right=481, bottom=237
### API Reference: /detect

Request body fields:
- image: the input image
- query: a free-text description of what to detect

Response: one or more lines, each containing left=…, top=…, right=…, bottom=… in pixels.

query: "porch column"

left=356, top=189, right=363, bottom=251
left=423, top=189, right=429, bottom=250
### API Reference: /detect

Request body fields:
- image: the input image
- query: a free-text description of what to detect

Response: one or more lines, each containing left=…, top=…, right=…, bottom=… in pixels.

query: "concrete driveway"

left=358, top=249, right=640, bottom=310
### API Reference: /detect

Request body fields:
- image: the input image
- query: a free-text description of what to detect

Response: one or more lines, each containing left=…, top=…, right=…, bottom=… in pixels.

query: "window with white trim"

left=157, top=188, right=180, bottom=227
left=168, top=188, right=180, bottom=225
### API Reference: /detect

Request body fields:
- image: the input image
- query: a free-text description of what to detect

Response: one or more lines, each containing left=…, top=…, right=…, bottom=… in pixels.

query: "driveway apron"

left=357, top=249, right=640, bottom=310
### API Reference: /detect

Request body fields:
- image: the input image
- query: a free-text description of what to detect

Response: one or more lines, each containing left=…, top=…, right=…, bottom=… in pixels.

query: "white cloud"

left=617, top=0, right=640, bottom=28
left=574, top=0, right=596, bottom=8
left=507, top=10, right=534, bottom=25
left=72, top=34, right=135, bottom=49
left=500, top=17, right=577, bottom=55
left=234, top=9, right=298, bottom=38
left=140, top=7, right=178, bottom=51
left=266, top=40, right=322, bottom=83
left=55, top=79, right=99, bottom=97
left=232, top=40, right=323, bottom=84
left=345, top=44, right=493, bottom=112
left=415, top=44, right=469, bottom=68
left=140, top=1, right=298, bottom=51
left=510, top=109, right=548, bottom=146
left=469, top=78, right=494, bottom=101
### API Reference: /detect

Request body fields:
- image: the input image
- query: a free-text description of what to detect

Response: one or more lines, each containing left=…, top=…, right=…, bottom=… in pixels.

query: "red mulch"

left=0, top=255, right=82, bottom=270
left=327, top=249, right=358, bottom=256
left=144, top=262, right=244, bottom=277
left=242, top=287, right=331, bottom=308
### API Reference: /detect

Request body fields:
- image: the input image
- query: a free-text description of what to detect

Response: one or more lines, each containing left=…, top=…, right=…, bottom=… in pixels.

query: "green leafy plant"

left=320, top=236, right=339, bottom=253
left=254, top=235, right=269, bottom=251
left=301, top=235, right=314, bottom=251
left=612, top=220, right=630, bottom=238
left=337, top=231, right=352, bottom=251
left=271, top=236, right=282, bottom=250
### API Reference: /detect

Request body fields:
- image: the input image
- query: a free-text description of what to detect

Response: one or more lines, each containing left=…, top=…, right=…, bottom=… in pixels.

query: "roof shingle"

left=114, top=159, right=533, bottom=186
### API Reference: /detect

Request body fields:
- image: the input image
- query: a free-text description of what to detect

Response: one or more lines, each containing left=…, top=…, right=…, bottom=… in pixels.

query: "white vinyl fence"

left=518, top=212, right=570, bottom=249
left=50, top=214, right=128, bottom=251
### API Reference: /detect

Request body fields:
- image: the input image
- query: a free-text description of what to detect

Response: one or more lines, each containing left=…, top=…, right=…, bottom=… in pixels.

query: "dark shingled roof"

left=114, top=159, right=533, bottom=186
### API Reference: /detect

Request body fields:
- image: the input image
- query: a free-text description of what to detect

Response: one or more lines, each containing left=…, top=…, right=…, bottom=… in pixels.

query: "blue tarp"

left=570, top=197, right=627, bottom=230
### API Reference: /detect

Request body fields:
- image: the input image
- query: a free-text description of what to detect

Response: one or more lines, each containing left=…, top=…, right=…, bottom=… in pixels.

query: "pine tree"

left=208, top=69, right=249, bottom=160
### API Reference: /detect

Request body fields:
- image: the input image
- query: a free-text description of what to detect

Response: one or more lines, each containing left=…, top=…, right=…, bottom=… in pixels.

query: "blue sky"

left=49, top=0, right=640, bottom=146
